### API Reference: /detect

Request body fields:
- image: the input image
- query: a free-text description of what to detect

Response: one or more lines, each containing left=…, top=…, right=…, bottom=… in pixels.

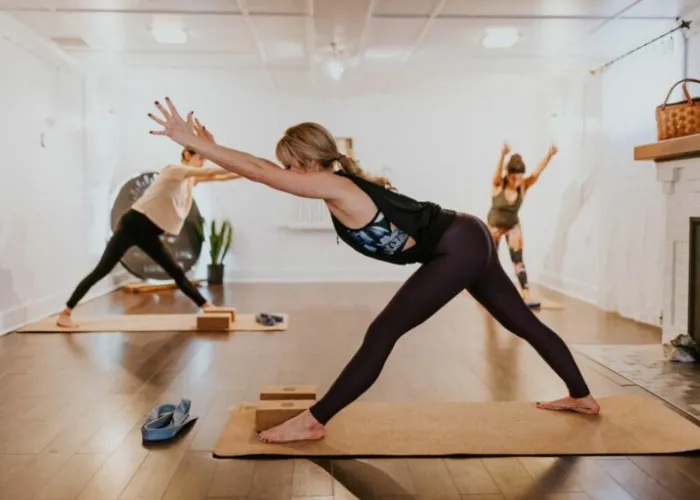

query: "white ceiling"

left=1, top=0, right=698, bottom=91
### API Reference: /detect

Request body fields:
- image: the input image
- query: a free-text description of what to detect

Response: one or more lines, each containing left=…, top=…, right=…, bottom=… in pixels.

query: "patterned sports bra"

left=343, top=211, right=410, bottom=256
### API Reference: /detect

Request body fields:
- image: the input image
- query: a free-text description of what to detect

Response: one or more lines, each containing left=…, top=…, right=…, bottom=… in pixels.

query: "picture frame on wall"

left=333, top=137, right=392, bottom=180
left=335, top=137, right=354, bottom=157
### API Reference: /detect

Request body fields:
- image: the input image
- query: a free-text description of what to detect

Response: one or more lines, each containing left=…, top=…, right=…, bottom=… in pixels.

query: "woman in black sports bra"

left=148, top=98, right=600, bottom=444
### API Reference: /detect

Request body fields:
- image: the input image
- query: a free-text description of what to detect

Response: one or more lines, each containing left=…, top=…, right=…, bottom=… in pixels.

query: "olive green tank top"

left=487, top=186, right=523, bottom=229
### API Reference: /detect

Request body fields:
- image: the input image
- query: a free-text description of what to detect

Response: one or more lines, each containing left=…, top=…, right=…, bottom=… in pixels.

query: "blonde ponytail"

left=337, top=155, right=395, bottom=191
left=275, top=121, right=396, bottom=191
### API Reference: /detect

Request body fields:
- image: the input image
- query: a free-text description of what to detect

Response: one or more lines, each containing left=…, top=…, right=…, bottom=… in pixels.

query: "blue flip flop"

left=256, top=313, right=284, bottom=326
left=141, top=398, right=198, bottom=442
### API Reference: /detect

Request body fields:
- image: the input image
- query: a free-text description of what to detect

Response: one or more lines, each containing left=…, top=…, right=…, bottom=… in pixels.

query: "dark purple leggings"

left=309, top=213, right=590, bottom=424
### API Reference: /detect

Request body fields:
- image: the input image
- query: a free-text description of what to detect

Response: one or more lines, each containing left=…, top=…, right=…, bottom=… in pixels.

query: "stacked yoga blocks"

left=196, top=307, right=236, bottom=330
left=255, top=385, right=317, bottom=432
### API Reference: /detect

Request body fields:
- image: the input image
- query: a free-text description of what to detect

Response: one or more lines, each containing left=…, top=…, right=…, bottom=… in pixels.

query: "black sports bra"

left=330, top=170, right=456, bottom=265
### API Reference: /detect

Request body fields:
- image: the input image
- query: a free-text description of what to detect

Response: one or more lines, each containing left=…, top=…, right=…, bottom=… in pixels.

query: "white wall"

left=538, top=33, right=687, bottom=327
left=688, top=22, right=700, bottom=77
left=117, top=69, right=554, bottom=283
left=116, top=58, right=685, bottom=332
left=3, top=12, right=694, bottom=332
left=0, top=14, right=125, bottom=333
left=525, top=75, right=603, bottom=302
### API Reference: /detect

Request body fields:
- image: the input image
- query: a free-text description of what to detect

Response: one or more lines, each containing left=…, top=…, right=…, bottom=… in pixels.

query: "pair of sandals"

left=142, top=398, right=198, bottom=442
left=256, top=313, right=284, bottom=327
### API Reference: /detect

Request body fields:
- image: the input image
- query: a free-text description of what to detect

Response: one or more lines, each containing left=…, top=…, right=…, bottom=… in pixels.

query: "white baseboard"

left=224, top=268, right=603, bottom=289
left=224, top=266, right=415, bottom=283
left=536, top=271, right=599, bottom=305
left=0, top=266, right=601, bottom=335
left=1, top=269, right=134, bottom=336
left=662, top=325, right=684, bottom=344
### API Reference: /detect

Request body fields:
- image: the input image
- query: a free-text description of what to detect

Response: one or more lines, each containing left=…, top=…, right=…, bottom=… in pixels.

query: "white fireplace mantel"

left=636, top=135, right=700, bottom=343
left=656, top=163, right=680, bottom=194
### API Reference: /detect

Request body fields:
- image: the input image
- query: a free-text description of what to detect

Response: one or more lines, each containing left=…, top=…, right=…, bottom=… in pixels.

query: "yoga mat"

left=17, top=313, right=288, bottom=333
left=213, top=395, right=700, bottom=458
left=123, top=280, right=203, bottom=294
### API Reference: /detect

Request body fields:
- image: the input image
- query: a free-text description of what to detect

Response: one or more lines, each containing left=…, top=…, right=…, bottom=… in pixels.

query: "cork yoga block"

left=196, top=313, right=231, bottom=330
left=260, top=385, right=317, bottom=401
left=255, top=400, right=314, bottom=432
left=203, top=307, right=236, bottom=321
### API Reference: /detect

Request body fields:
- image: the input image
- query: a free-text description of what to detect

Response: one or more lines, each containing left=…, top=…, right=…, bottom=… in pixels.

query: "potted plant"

left=194, top=217, right=233, bottom=285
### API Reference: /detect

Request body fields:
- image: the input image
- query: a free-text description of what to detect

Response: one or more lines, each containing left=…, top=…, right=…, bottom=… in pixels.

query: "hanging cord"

left=590, top=19, right=691, bottom=75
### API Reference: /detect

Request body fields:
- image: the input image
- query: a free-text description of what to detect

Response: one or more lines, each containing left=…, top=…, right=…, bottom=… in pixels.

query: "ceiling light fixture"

left=327, top=59, right=345, bottom=81
left=325, top=41, right=345, bottom=81
left=482, top=27, right=520, bottom=49
left=151, top=25, right=188, bottom=44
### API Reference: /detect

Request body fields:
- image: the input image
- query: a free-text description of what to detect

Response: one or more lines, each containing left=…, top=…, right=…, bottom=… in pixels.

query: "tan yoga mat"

left=123, top=280, right=204, bottom=294
left=17, top=313, right=288, bottom=333
left=213, top=395, right=700, bottom=458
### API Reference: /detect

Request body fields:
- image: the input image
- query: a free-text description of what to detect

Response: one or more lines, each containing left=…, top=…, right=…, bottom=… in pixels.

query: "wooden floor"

left=1, top=282, right=699, bottom=500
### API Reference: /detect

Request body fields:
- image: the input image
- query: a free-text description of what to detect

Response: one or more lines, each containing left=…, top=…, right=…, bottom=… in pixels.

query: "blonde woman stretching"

left=57, top=123, right=242, bottom=328
left=148, top=98, right=600, bottom=444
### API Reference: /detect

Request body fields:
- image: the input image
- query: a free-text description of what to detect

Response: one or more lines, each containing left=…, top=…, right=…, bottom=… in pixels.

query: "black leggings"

left=309, top=213, right=590, bottom=424
left=66, top=209, right=207, bottom=309
left=489, top=223, right=529, bottom=290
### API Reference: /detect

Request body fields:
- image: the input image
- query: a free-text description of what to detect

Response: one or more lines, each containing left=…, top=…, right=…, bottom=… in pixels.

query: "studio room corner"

left=2, top=1, right=700, bottom=499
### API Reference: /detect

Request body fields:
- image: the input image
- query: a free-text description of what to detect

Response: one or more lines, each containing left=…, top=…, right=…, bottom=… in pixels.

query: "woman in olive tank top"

left=487, top=142, right=558, bottom=305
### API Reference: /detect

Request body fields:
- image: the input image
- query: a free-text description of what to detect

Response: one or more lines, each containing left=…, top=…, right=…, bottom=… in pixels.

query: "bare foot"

left=536, top=395, right=600, bottom=415
left=257, top=410, right=326, bottom=444
left=201, top=302, right=214, bottom=311
left=56, top=312, right=78, bottom=328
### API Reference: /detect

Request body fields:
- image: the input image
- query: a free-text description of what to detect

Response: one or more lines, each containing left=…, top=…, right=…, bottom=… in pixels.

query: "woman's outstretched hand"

left=194, top=117, right=216, bottom=143
left=147, top=97, right=196, bottom=146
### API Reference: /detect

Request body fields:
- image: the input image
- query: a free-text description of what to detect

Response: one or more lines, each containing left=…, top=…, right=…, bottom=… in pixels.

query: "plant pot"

left=207, top=264, right=225, bottom=285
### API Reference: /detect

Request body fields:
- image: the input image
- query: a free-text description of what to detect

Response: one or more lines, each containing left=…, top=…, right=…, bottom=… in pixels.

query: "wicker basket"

left=656, top=78, right=700, bottom=141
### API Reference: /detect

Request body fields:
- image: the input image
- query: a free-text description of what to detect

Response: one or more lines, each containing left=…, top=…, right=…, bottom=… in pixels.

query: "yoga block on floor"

left=255, top=400, right=314, bottom=432
left=204, top=307, right=236, bottom=321
left=196, top=313, right=231, bottom=330
left=260, top=385, right=317, bottom=401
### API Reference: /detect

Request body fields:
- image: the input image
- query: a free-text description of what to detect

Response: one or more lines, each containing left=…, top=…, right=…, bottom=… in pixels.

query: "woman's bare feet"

left=257, top=410, right=326, bottom=444
left=201, top=302, right=214, bottom=311
left=56, top=309, right=78, bottom=328
left=536, top=394, right=600, bottom=415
